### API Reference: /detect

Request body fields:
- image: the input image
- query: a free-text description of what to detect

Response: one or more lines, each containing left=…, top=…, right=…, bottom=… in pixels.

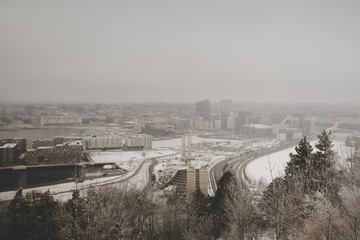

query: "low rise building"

left=26, top=141, right=83, bottom=165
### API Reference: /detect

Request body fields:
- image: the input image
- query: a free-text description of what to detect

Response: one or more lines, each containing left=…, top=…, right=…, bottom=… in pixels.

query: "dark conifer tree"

left=6, top=189, right=33, bottom=240
left=63, top=190, right=88, bottom=240
left=211, top=171, right=236, bottom=238
left=285, top=136, right=314, bottom=193
left=6, top=189, right=61, bottom=240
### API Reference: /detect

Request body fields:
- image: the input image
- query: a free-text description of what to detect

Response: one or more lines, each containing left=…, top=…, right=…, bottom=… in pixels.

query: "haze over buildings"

left=1, top=0, right=360, bottom=104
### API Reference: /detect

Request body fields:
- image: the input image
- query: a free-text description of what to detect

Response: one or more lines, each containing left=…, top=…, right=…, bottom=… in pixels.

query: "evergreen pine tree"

left=314, top=130, right=334, bottom=169
left=6, top=188, right=33, bottom=240
left=313, top=130, right=338, bottom=197
left=6, top=189, right=61, bottom=240
left=285, top=137, right=314, bottom=193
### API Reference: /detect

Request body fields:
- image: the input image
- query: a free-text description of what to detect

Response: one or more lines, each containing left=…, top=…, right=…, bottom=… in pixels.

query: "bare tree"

left=221, top=176, right=259, bottom=240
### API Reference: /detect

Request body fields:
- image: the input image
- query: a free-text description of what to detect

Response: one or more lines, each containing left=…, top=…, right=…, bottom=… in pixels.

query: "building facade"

left=0, top=143, right=19, bottom=167
left=195, top=99, right=211, bottom=122
left=26, top=141, right=83, bottom=165
left=85, top=135, right=123, bottom=150
left=32, top=139, right=54, bottom=148
left=124, top=134, right=152, bottom=150
left=244, top=124, right=273, bottom=138
left=0, top=138, right=26, bottom=153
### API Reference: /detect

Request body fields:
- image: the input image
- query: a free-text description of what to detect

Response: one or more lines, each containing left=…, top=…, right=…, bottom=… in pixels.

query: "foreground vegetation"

left=1, top=130, right=359, bottom=239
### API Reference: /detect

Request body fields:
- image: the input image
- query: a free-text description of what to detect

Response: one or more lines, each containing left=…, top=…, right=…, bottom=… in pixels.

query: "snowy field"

left=89, top=150, right=176, bottom=170
left=152, top=136, right=246, bottom=149
left=246, top=147, right=296, bottom=184
left=246, top=140, right=352, bottom=185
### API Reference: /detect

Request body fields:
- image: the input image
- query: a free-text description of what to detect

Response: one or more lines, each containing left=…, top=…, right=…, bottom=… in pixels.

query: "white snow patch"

left=246, top=140, right=351, bottom=185
left=152, top=136, right=246, bottom=149
left=89, top=150, right=176, bottom=171
left=0, top=159, right=156, bottom=202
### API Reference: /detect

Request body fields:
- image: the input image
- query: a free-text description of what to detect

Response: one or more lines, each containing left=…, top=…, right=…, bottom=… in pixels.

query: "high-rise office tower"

left=195, top=99, right=211, bottom=121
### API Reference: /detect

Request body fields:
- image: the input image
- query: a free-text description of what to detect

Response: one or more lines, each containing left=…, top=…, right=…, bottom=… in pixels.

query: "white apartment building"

left=85, top=135, right=122, bottom=150
left=125, top=134, right=152, bottom=150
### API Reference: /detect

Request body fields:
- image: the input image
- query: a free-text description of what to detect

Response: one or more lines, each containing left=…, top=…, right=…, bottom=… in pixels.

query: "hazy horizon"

left=1, top=1, right=360, bottom=104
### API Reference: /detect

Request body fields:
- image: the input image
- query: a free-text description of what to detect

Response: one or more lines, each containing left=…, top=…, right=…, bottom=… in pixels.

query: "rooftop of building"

left=0, top=143, right=18, bottom=148
left=244, top=124, right=273, bottom=129
left=37, top=146, right=54, bottom=149
left=69, top=141, right=83, bottom=146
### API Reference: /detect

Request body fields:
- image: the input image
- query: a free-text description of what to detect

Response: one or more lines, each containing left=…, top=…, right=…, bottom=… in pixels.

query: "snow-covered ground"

left=0, top=150, right=176, bottom=202
left=0, top=159, right=153, bottom=202
left=0, top=174, right=124, bottom=202
left=245, top=147, right=296, bottom=184
left=151, top=136, right=279, bottom=189
left=153, top=148, right=238, bottom=188
left=0, top=136, right=282, bottom=202
left=246, top=140, right=352, bottom=185
left=119, top=161, right=151, bottom=190
left=89, top=150, right=176, bottom=171
left=152, top=136, right=246, bottom=149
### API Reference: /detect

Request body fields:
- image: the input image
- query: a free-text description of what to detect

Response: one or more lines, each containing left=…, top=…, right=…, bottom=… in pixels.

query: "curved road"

left=210, top=141, right=300, bottom=192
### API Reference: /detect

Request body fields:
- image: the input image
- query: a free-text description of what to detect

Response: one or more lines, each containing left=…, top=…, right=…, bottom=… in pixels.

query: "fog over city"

left=1, top=0, right=360, bottom=103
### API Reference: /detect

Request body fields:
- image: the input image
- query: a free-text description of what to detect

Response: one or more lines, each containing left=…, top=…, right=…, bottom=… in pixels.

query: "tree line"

left=1, top=130, right=359, bottom=239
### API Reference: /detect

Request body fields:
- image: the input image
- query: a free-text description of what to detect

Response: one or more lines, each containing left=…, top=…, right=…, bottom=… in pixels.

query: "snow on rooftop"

left=69, top=141, right=82, bottom=145
left=0, top=143, right=18, bottom=148
left=244, top=124, right=272, bottom=129
left=37, top=146, right=54, bottom=149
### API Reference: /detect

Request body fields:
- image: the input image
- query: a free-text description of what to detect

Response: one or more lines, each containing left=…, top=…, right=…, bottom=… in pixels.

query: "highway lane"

left=145, top=159, right=158, bottom=190
left=232, top=156, right=256, bottom=183
left=210, top=141, right=299, bottom=192
left=208, top=155, right=244, bottom=195
left=231, top=142, right=300, bottom=185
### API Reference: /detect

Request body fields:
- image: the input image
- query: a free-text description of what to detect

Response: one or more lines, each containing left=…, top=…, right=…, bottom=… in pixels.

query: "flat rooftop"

left=0, top=143, right=18, bottom=148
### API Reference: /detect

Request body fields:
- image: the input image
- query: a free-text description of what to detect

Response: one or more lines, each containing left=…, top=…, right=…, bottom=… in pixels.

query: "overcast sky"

left=1, top=1, right=360, bottom=104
